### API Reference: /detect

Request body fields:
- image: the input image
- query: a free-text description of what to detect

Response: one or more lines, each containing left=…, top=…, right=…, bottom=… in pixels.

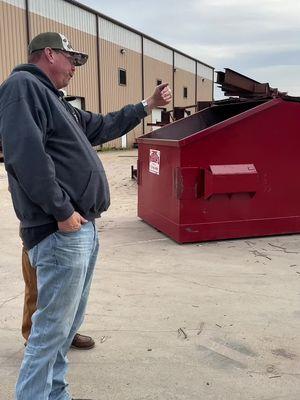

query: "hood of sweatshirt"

left=11, top=64, right=61, bottom=97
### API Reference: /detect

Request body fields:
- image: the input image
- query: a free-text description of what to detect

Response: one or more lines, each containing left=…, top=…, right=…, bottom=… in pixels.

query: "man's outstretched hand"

left=58, top=211, right=88, bottom=233
left=146, top=83, right=172, bottom=111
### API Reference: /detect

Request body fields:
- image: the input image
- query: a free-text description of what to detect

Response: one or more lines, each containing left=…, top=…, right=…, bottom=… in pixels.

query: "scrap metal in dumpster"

left=137, top=69, right=300, bottom=243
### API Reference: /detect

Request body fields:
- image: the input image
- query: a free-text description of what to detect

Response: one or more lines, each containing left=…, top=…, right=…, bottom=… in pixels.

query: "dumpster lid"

left=137, top=69, right=299, bottom=147
left=137, top=97, right=278, bottom=145
left=281, top=95, right=300, bottom=103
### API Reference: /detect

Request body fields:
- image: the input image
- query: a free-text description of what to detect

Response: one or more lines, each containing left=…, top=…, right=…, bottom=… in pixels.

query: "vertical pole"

left=95, top=14, right=102, bottom=114
left=141, top=36, right=145, bottom=136
left=212, top=68, right=215, bottom=101
left=172, top=51, right=175, bottom=110
left=195, top=62, right=197, bottom=112
left=25, top=0, right=30, bottom=46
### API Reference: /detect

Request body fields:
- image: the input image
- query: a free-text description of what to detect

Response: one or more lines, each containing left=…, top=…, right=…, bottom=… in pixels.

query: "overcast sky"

left=80, top=0, right=300, bottom=98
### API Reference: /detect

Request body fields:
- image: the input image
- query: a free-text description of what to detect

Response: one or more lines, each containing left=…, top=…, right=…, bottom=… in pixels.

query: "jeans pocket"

left=57, top=228, right=82, bottom=236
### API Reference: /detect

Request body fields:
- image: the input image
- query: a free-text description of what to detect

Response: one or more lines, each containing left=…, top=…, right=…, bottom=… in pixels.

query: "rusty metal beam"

left=216, top=68, right=285, bottom=98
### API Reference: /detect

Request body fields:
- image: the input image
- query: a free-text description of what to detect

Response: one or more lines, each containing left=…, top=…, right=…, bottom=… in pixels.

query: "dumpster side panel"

left=177, top=99, right=300, bottom=242
left=137, top=143, right=181, bottom=240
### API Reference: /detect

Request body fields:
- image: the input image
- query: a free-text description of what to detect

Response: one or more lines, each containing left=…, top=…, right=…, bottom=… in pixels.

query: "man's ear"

left=44, top=47, right=55, bottom=64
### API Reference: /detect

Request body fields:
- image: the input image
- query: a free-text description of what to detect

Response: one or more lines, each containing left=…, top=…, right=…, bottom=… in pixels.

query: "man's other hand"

left=146, top=83, right=172, bottom=111
left=58, top=211, right=88, bottom=233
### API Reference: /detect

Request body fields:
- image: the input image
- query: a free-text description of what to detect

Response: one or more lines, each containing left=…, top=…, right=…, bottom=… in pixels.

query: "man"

left=19, top=89, right=94, bottom=351
left=22, top=246, right=95, bottom=350
left=0, top=32, right=171, bottom=400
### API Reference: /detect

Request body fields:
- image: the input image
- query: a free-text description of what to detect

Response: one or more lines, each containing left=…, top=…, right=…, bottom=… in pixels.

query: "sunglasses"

left=55, top=50, right=88, bottom=67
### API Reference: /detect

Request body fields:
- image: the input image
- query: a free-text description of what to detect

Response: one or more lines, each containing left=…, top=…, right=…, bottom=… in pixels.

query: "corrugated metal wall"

left=29, top=0, right=96, bottom=35
left=175, top=53, right=195, bottom=74
left=29, top=0, right=99, bottom=113
left=197, top=62, right=214, bottom=101
left=143, top=39, right=173, bottom=134
left=197, top=62, right=214, bottom=81
left=144, top=38, right=173, bottom=65
left=99, top=17, right=141, bottom=53
left=0, top=0, right=27, bottom=83
left=99, top=17, right=142, bottom=148
left=0, top=0, right=214, bottom=148
left=174, top=52, right=196, bottom=110
left=2, top=0, right=24, bottom=7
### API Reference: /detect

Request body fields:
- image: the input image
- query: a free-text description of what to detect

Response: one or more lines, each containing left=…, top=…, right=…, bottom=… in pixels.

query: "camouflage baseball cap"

left=28, top=32, right=88, bottom=66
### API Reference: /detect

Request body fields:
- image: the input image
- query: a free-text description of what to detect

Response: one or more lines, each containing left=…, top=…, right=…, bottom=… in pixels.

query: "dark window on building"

left=183, top=87, right=188, bottom=98
left=157, top=79, right=162, bottom=86
left=119, top=68, right=127, bottom=85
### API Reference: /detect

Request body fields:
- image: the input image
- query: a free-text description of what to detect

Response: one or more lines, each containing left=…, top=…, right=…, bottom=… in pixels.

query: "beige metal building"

left=0, top=0, right=214, bottom=148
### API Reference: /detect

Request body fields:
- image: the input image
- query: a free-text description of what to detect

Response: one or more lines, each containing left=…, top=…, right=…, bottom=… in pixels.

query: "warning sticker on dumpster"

left=149, top=149, right=160, bottom=175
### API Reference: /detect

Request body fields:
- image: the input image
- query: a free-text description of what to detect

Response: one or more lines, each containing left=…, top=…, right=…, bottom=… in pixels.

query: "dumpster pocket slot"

left=204, top=164, right=258, bottom=199
left=174, top=167, right=203, bottom=200
left=137, top=159, right=142, bottom=185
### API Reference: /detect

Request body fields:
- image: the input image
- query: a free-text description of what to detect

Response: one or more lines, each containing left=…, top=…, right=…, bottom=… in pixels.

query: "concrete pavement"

left=0, top=149, right=299, bottom=400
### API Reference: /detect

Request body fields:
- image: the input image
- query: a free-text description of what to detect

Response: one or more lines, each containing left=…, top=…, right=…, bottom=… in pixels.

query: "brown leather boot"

left=71, top=333, right=95, bottom=350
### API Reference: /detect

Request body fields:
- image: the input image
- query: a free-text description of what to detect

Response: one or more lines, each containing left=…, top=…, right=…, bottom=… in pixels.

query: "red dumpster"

left=137, top=97, right=300, bottom=243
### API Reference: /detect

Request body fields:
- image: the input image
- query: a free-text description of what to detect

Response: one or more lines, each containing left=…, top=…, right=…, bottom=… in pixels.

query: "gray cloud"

left=80, top=0, right=300, bottom=97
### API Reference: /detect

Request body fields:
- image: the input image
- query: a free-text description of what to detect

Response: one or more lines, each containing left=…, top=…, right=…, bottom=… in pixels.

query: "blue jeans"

left=16, top=221, right=99, bottom=400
